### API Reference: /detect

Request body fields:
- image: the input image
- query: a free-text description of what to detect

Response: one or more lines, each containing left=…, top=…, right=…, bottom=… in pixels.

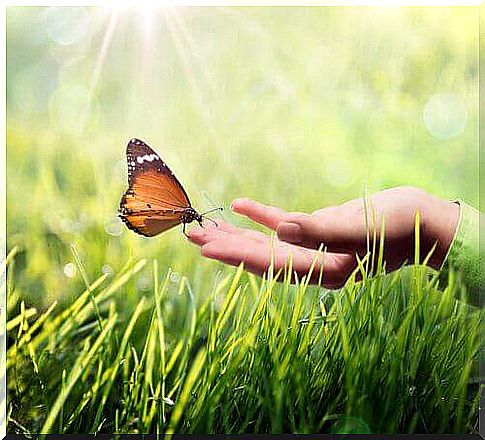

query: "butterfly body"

left=118, top=138, right=212, bottom=237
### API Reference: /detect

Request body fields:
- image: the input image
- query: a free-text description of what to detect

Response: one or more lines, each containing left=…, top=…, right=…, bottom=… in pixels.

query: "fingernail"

left=277, top=222, right=302, bottom=244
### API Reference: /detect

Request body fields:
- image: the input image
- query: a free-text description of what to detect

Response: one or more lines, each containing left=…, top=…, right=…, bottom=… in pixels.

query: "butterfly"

left=118, top=138, right=221, bottom=237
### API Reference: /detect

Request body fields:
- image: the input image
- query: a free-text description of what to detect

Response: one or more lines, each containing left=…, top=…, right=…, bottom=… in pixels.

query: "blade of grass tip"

left=52, top=272, right=108, bottom=328
left=250, top=267, right=278, bottom=328
left=268, top=232, right=277, bottom=281
left=303, top=242, right=325, bottom=291
left=353, top=252, right=369, bottom=285
left=10, top=301, right=56, bottom=350
left=422, top=241, right=437, bottom=269
left=96, top=259, right=147, bottom=303
left=15, top=306, right=57, bottom=378
left=165, top=348, right=207, bottom=436
left=214, top=263, right=244, bottom=336
left=40, top=314, right=117, bottom=435
left=6, top=290, right=19, bottom=316
left=196, top=270, right=225, bottom=325
left=370, top=204, right=377, bottom=278
left=412, top=210, right=423, bottom=303
left=2, top=245, right=20, bottom=274
left=414, top=210, right=420, bottom=266
left=377, top=215, right=386, bottom=275
left=166, top=340, right=184, bottom=376
left=6, top=307, right=37, bottom=332
left=70, top=244, right=103, bottom=332
left=362, top=183, right=371, bottom=275
left=284, top=251, right=293, bottom=286
left=317, top=245, right=326, bottom=289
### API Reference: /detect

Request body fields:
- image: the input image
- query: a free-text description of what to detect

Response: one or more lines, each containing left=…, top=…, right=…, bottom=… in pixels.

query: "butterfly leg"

left=183, top=223, right=188, bottom=237
left=207, top=218, right=219, bottom=228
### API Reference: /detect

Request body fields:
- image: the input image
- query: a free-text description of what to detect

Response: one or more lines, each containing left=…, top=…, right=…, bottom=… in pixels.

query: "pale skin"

left=187, top=186, right=460, bottom=289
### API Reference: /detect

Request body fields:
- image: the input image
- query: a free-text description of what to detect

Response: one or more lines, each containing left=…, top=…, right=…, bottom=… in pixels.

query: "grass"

left=5, top=230, right=482, bottom=434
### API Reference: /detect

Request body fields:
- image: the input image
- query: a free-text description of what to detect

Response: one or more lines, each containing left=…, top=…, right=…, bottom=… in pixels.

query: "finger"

left=231, top=198, right=289, bottom=230
left=200, top=235, right=356, bottom=289
left=218, top=222, right=270, bottom=244
left=187, top=220, right=269, bottom=246
left=276, top=208, right=368, bottom=253
left=187, top=221, right=230, bottom=246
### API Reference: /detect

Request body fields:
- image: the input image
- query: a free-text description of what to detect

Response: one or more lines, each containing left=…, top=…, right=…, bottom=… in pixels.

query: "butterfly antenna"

left=201, top=206, right=224, bottom=216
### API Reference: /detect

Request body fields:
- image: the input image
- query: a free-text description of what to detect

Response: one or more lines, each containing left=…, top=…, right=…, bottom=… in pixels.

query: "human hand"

left=187, top=187, right=460, bottom=288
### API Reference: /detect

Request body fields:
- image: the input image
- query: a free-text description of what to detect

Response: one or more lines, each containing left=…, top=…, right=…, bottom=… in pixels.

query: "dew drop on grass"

left=63, top=262, right=76, bottom=278
left=162, top=396, right=175, bottom=406
left=102, top=264, right=113, bottom=275
left=170, top=271, right=180, bottom=283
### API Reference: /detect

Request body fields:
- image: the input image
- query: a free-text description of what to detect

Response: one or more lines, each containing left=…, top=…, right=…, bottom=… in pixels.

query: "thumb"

left=276, top=210, right=368, bottom=253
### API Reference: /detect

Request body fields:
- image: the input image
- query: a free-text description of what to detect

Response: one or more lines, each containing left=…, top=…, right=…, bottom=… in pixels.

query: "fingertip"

left=231, top=198, right=249, bottom=212
left=186, top=226, right=205, bottom=241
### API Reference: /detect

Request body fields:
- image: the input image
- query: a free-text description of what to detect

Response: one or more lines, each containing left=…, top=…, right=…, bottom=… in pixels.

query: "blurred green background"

left=6, top=6, right=478, bottom=309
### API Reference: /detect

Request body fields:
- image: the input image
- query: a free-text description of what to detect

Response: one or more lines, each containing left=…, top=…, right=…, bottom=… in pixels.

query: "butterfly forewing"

left=119, top=138, right=194, bottom=237
left=125, top=138, right=191, bottom=208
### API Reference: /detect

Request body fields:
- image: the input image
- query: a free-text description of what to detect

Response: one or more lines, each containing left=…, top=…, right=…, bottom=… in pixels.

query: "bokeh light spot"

left=104, top=215, right=123, bottom=236
left=49, top=84, right=99, bottom=134
left=136, top=275, right=153, bottom=291
left=44, top=7, right=89, bottom=46
left=423, top=93, right=467, bottom=140
left=63, top=262, right=77, bottom=278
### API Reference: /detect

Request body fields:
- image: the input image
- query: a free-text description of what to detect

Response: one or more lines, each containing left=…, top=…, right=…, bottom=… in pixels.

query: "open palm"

left=188, top=198, right=356, bottom=288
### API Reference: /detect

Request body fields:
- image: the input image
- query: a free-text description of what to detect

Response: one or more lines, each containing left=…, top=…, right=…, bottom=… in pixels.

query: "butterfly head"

left=180, top=207, right=203, bottom=226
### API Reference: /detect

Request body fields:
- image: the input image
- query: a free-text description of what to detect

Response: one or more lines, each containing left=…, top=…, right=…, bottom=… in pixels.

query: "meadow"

left=5, top=6, right=481, bottom=434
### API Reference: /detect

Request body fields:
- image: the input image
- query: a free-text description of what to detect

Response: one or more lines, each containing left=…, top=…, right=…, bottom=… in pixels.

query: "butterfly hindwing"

left=120, top=210, right=183, bottom=237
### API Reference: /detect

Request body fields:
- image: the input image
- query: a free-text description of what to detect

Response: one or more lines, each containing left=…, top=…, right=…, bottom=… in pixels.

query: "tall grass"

left=5, top=233, right=482, bottom=434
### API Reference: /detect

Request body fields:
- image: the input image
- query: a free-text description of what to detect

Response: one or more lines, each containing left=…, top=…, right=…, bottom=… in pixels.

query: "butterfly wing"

left=120, top=210, right=183, bottom=237
left=119, top=138, right=192, bottom=237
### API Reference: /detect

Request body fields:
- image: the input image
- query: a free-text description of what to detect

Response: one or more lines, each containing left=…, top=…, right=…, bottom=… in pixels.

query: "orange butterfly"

left=118, top=138, right=221, bottom=237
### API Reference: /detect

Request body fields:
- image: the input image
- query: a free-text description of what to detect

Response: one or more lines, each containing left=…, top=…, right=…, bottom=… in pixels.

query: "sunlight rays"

left=162, top=8, right=217, bottom=141
left=81, top=9, right=119, bottom=131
